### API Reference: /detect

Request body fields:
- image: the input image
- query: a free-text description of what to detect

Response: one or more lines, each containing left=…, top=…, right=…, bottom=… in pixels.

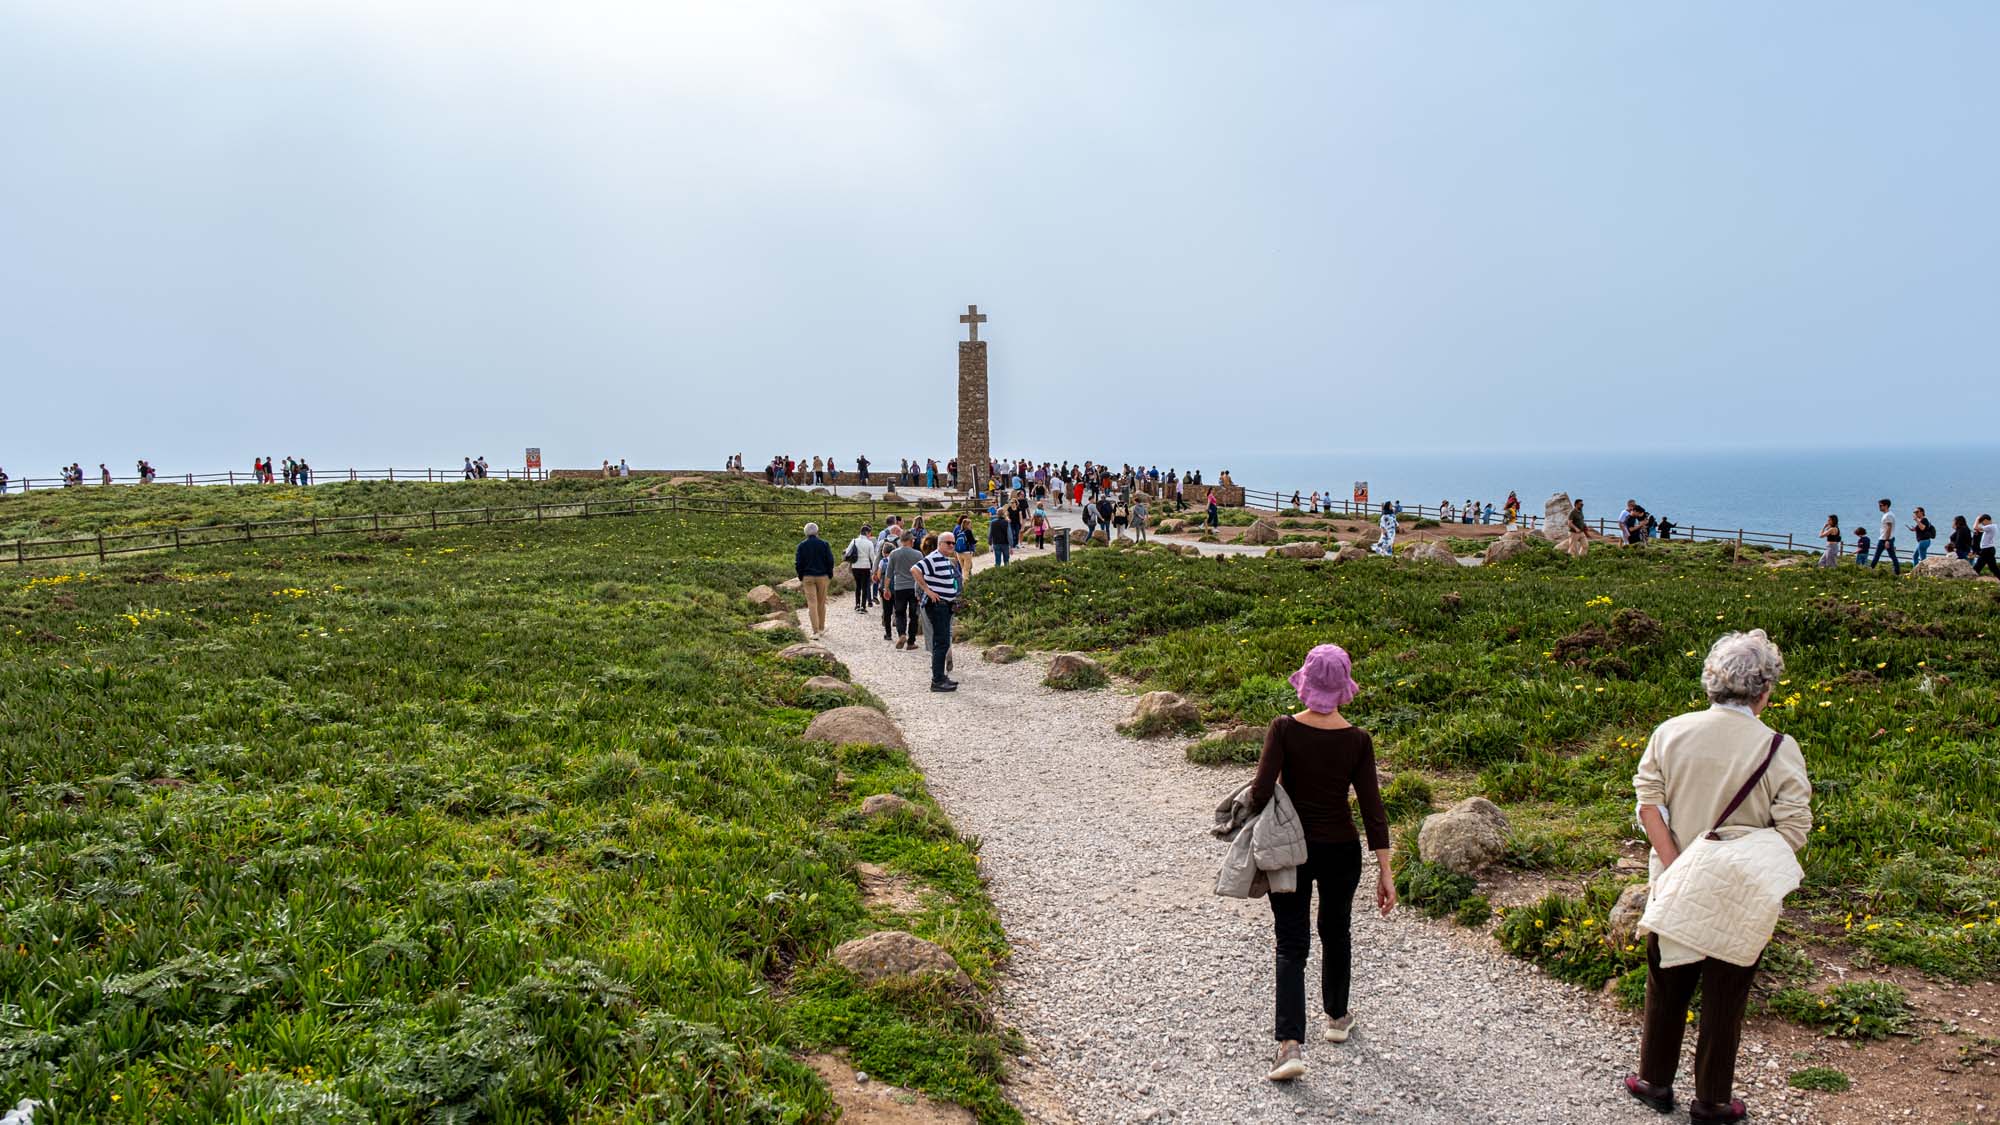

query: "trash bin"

left=1055, top=528, right=1071, bottom=562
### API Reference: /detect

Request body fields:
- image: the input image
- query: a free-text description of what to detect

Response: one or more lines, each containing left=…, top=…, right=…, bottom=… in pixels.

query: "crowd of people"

left=249, top=456, right=317, bottom=485
left=1816, top=500, right=1997, bottom=576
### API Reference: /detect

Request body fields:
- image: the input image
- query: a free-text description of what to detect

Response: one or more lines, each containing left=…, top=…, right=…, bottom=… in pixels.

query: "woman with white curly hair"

left=1623, top=629, right=1813, bottom=1124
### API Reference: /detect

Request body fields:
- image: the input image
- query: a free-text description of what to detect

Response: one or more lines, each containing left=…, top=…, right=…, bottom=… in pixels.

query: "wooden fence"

left=1237, top=486, right=1807, bottom=553
left=4, top=493, right=978, bottom=566
left=3, top=467, right=550, bottom=491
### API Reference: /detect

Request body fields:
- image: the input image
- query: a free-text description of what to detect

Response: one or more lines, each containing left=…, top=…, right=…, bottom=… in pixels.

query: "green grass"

left=0, top=482, right=1016, bottom=1123
left=1768, top=981, right=1912, bottom=1040
left=958, top=544, right=2000, bottom=981
left=1787, top=1065, right=1851, bottom=1092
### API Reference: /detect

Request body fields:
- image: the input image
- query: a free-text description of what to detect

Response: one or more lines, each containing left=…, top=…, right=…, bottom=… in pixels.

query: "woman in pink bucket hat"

left=1246, top=643, right=1396, bottom=1083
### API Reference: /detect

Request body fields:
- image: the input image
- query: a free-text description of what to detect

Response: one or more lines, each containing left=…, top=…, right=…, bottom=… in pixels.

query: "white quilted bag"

left=1638, top=825, right=1801, bottom=967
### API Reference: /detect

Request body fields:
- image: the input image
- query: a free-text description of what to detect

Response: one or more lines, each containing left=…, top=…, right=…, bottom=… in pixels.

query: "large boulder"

left=803, top=706, right=906, bottom=750
left=779, top=577, right=804, bottom=592
left=747, top=585, right=787, bottom=613
left=1913, top=555, right=1978, bottom=579
left=1045, top=652, right=1105, bottom=688
left=1405, top=541, right=1459, bottom=565
left=1124, top=691, right=1200, bottom=734
left=1418, top=797, right=1511, bottom=875
left=1484, top=532, right=1535, bottom=564
left=1542, top=493, right=1573, bottom=540
left=1157, top=518, right=1187, bottom=534
left=1242, top=519, right=1281, bottom=546
left=830, top=930, right=969, bottom=988
left=1354, top=525, right=1383, bottom=549
left=1333, top=544, right=1372, bottom=563
left=751, top=619, right=792, bottom=633
left=1608, top=883, right=1650, bottom=947
left=829, top=568, right=855, bottom=593
left=1086, top=529, right=1109, bottom=546
left=802, top=675, right=854, bottom=695
left=1274, top=541, right=1325, bottom=559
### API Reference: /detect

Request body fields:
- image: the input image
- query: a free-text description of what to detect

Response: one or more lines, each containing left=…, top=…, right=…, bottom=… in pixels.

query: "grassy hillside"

left=0, top=484, right=1014, bottom=1123
left=960, top=540, right=2000, bottom=988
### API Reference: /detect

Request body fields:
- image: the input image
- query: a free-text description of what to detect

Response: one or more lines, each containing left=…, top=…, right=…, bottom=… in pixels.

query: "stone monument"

left=957, top=304, right=990, bottom=497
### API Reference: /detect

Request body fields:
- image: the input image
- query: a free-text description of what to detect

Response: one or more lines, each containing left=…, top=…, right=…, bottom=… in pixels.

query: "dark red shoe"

left=1623, top=1075, right=1674, bottom=1114
left=1690, top=1098, right=1746, bottom=1123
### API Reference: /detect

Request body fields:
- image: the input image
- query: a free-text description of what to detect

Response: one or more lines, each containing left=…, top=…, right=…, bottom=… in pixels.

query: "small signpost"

left=526, top=448, right=542, bottom=479
left=1352, top=481, right=1369, bottom=509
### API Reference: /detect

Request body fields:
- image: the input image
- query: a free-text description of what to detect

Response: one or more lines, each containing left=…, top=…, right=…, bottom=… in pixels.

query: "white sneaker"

left=1265, top=1040, right=1306, bottom=1082
left=1322, top=1015, right=1354, bottom=1043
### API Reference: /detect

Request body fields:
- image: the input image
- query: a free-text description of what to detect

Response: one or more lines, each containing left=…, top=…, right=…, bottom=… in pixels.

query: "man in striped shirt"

left=910, top=536, right=963, bottom=692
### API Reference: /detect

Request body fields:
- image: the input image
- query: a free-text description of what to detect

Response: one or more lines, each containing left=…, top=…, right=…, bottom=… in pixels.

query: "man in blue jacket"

left=795, top=522, right=835, bottom=637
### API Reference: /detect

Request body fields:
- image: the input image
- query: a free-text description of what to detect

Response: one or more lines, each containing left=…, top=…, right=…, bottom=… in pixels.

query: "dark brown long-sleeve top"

left=1247, top=716, right=1391, bottom=850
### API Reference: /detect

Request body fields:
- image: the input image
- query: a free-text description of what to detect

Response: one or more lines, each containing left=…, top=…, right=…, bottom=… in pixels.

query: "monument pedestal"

left=956, top=307, right=991, bottom=498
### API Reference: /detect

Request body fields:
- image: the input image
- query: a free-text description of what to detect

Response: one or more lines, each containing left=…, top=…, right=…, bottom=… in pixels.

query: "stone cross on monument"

left=956, top=304, right=990, bottom=497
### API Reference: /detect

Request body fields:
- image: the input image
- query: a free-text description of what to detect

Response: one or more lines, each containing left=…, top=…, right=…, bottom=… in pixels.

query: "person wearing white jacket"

left=845, top=525, right=879, bottom=612
left=1624, top=630, right=1813, bottom=1125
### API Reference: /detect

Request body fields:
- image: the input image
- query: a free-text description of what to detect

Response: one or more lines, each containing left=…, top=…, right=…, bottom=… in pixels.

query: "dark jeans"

left=1976, top=547, right=1999, bottom=576
left=1268, top=840, right=1362, bottom=1043
left=992, top=544, right=1011, bottom=566
left=1638, top=935, right=1759, bottom=1106
left=890, top=588, right=918, bottom=640
left=1870, top=537, right=1901, bottom=575
left=924, top=599, right=955, bottom=683
left=851, top=569, right=872, bottom=609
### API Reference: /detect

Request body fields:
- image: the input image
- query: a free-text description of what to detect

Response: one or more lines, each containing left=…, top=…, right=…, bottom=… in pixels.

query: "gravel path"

left=808, top=554, right=1677, bottom=1125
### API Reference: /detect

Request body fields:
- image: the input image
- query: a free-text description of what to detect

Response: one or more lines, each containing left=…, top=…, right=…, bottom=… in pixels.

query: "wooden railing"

left=3, top=492, right=978, bottom=566
left=1, top=467, right=551, bottom=491
left=1236, top=486, right=1804, bottom=552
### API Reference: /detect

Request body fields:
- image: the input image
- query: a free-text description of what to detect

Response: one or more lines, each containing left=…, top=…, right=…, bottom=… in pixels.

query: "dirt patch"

left=856, top=862, right=925, bottom=915
left=803, top=1053, right=977, bottom=1124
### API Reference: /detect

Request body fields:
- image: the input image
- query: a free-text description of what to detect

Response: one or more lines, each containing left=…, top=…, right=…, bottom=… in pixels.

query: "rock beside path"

left=860, top=793, right=915, bottom=818
left=1914, top=555, right=1978, bottom=579
left=804, top=706, right=906, bottom=749
left=803, top=675, right=855, bottom=695
left=779, top=643, right=837, bottom=664
left=982, top=644, right=1023, bottom=664
left=1334, top=544, right=1372, bottom=563
left=1242, top=519, right=1281, bottom=545
left=747, top=585, right=787, bottom=613
left=1045, top=653, right=1106, bottom=688
left=1405, top=541, right=1459, bottom=565
left=1540, top=493, right=1573, bottom=541
left=751, top=619, right=792, bottom=633
left=1608, top=883, right=1650, bottom=946
left=1485, top=532, right=1535, bottom=564
left=1272, top=541, right=1325, bottom=559
left=1123, top=691, right=1200, bottom=736
left=780, top=577, right=804, bottom=591
left=830, top=930, right=970, bottom=989
left=1419, top=797, right=1511, bottom=874
left=1354, top=525, right=1383, bottom=549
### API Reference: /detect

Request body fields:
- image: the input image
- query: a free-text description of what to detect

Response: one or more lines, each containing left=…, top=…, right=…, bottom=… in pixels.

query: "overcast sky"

left=3, top=2, right=1995, bottom=476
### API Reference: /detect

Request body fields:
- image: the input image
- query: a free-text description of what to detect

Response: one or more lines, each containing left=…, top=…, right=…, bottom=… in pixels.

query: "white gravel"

left=808, top=532, right=1811, bottom=1124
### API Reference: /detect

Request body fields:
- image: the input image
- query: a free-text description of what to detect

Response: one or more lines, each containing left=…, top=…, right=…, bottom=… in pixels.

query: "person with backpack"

left=1626, top=630, right=1812, bottom=1124
left=845, top=523, right=878, bottom=611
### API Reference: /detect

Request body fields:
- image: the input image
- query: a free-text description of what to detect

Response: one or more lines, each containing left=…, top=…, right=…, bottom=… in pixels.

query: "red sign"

left=525, top=448, right=542, bottom=471
left=1352, top=481, right=1369, bottom=506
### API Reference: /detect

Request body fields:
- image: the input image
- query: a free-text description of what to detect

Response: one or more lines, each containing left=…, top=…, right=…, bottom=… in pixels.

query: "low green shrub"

left=1454, top=895, right=1493, bottom=928
left=1394, top=856, right=1478, bottom=921
left=1380, top=772, right=1434, bottom=821
left=1043, top=664, right=1107, bottom=691
left=1768, top=981, right=1911, bottom=1040
left=1495, top=885, right=1642, bottom=990
left=1787, top=1066, right=1851, bottom=1093
left=1185, top=736, right=1258, bottom=766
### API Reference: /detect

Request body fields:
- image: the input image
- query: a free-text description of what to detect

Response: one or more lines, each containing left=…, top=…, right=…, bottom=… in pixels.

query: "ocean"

left=1166, top=446, right=1999, bottom=544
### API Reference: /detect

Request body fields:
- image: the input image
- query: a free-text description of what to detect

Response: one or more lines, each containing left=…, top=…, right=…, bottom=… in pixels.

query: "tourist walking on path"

left=845, top=524, right=878, bottom=611
left=855, top=455, right=870, bottom=486
left=1817, top=516, right=1840, bottom=568
left=1081, top=497, right=1100, bottom=541
left=1563, top=500, right=1591, bottom=558
left=912, top=537, right=962, bottom=692
left=1626, top=629, right=1812, bottom=1124
left=885, top=530, right=923, bottom=647
left=1851, top=525, right=1870, bottom=566
left=1909, top=507, right=1936, bottom=565
left=1871, top=499, right=1902, bottom=575
left=1133, top=498, right=1149, bottom=542
left=1371, top=503, right=1397, bottom=557
left=794, top=523, right=835, bottom=637
left=1206, top=489, right=1220, bottom=532
left=1111, top=499, right=1129, bottom=541
left=1947, top=516, right=1973, bottom=560
left=988, top=510, right=1013, bottom=567
left=1975, top=515, right=1999, bottom=576
left=1241, top=645, right=1395, bottom=1083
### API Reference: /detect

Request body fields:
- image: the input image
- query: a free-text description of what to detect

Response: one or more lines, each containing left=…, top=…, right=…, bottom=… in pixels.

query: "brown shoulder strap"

left=1705, top=731, right=1784, bottom=841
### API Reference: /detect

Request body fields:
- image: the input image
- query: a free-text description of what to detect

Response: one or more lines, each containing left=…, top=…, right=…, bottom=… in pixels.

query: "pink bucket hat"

left=1290, top=644, right=1359, bottom=711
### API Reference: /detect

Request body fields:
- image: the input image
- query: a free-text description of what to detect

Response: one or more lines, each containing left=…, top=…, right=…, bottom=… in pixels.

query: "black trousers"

left=1976, top=547, right=1999, bottom=576
left=924, top=600, right=955, bottom=683
left=1638, top=936, right=1759, bottom=1106
left=851, top=569, right=872, bottom=608
left=1268, top=840, right=1362, bottom=1043
left=890, top=588, right=919, bottom=639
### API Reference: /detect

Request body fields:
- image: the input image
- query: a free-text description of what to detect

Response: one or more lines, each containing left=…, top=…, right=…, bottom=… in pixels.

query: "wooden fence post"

left=536, top=504, right=543, bottom=523
left=172, top=528, right=181, bottom=551
left=430, top=509, right=438, bottom=531
left=372, top=513, right=380, bottom=533
left=388, top=468, right=395, bottom=482
left=229, top=470, right=235, bottom=485
left=96, top=532, right=105, bottom=561
left=242, top=522, right=252, bottom=544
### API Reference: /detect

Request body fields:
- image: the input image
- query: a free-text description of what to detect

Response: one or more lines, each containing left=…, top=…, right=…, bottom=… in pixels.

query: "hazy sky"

left=4, top=2, right=1996, bottom=476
